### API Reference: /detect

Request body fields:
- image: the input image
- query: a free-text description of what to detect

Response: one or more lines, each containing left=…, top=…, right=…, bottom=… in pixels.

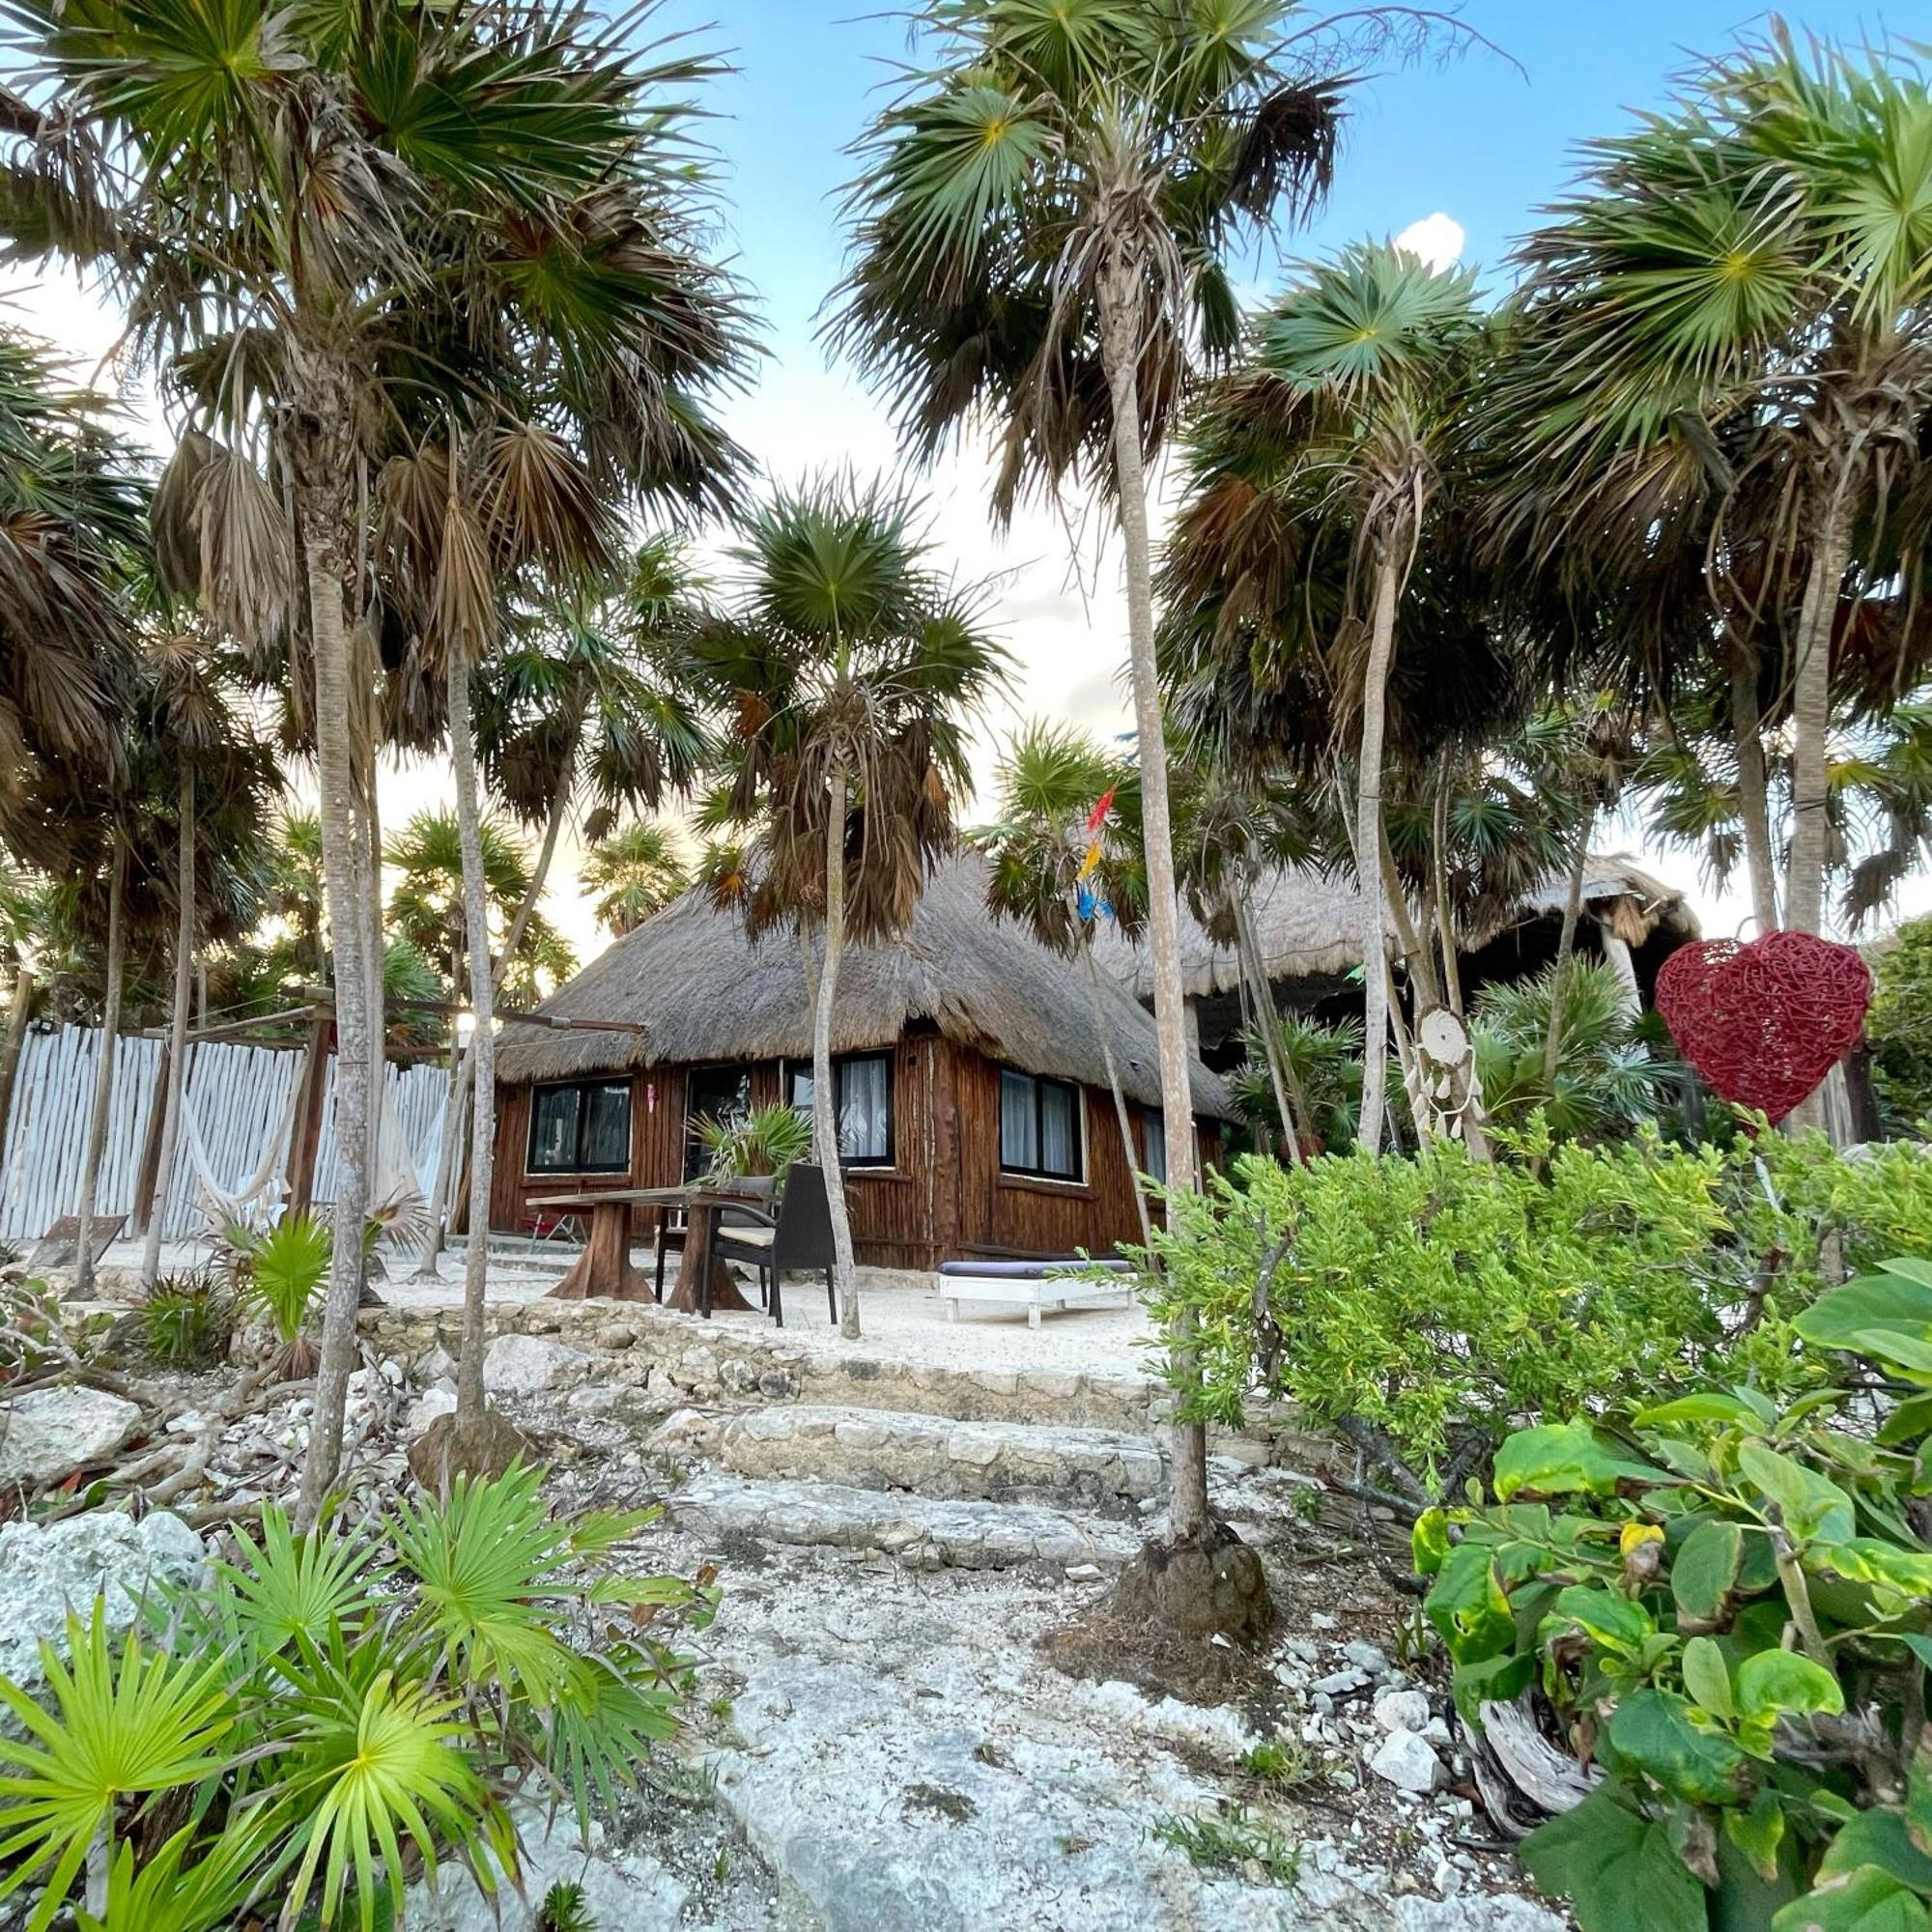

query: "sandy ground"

left=87, top=1235, right=1165, bottom=1383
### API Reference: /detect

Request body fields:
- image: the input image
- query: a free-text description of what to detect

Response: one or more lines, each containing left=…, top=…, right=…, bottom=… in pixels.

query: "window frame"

left=998, top=1066, right=1087, bottom=1184
left=785, top=1049, right=895, bottom=1169
left=683, top=1062, right=753, bottom=1179
left=1141, top=1106, right=1167, bottom=1185
left=525, top=1077, right=634, bottom=1178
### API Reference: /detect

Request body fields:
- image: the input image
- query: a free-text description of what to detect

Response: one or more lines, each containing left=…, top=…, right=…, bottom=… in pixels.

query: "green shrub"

left=0, top=1464, right=712, bottom=1932
left=1142, top=1127, right=1932, bottom=1483
left=139, top=1269, right=234, bottom=1368
left=694, top=1102, right=813, bottom=1181
left=1869, top=915, right=1932, bottom=1133
left=1417, top=1258, right=1932, bottom=1932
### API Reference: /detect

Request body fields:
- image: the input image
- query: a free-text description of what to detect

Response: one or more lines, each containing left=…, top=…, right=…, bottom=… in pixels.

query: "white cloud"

left=1393, top=212, right=1466, bottom=272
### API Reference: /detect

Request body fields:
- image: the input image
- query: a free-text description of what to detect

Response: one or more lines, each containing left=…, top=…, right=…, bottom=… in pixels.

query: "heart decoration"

left=1653, top=929, right=1872, bottom=1124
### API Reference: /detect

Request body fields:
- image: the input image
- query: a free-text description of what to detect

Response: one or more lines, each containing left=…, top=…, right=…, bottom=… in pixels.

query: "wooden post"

left=286, top=1005, right=333, bottom=1215
left=130, top=1042, right=173, bottom=1236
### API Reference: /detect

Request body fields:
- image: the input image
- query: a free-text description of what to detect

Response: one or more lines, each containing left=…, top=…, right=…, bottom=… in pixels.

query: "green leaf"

left=1795, top=1269, right=1932, bottom=1352
left=1547, top=1583, right=1657, bottom=1659
left=1425, top=1544, right=1516, bottom=1664
left=1605, top=1688, right=1749, bottom=1805
left=1673, top=1520, right=1748, bottom=1632
left=1451, top=1651, right=1535, bottom=1730
left=1735, top=1651, right=1844, bottom=1727
left=1495, top=1423, right=1669, bottom=1501
left=1772, top=1865, right=1932, bottom=1932
left=1809, top=1541, right=1932, bottom=1598
left=1724, top=1789, right=1787, bottom=1884
left=1521, top=1787, right=1708, bottom=1932
left=1854, top=1330, right=1932, bottom=1379
left=1818, top=1810, right=1932, bottom=1891
left=1412, top=1507, right=1452, bottom=1578
left=1907, top=1735, right=1932, bottom=1860
left=1738, top=1444, right=1857, bottom=1545
left=1637, top=1393, right=1769, bottom=1429
left=1682, top=1635, right=1736, bottom=1720
left=1877, top=1397, right=1932, bottom=1449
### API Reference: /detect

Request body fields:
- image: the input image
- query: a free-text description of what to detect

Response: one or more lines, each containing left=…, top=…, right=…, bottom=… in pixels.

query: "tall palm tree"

left=1210, top=243, right=1483, bottom=1150
left=973, top=721, right=1152, bottom=1247
left=698, top=477, right=1008, bottom=1340
left=1, top=0, right=753, bottom=1512
left=1500, top=25, right=1932, bottom=940
left=582, top=821, right=690, bottom=938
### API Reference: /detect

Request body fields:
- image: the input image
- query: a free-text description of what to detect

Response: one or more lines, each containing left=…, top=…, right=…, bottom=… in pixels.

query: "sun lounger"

left=935, top=1258, right=1134, bottom=1328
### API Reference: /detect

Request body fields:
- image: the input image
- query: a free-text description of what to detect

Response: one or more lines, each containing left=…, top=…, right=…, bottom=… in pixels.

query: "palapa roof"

left=497, top=852, right=1233, bottom=1116
left=1095, top=855, right=1698, bottom=1003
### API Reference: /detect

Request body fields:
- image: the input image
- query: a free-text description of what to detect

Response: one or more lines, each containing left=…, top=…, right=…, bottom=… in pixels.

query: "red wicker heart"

left=1654, top=930, right=1872, bottom=1124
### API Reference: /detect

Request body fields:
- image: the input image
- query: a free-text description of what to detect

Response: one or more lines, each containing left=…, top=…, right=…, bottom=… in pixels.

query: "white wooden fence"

left=0, top=1025, right=446, bottom=1242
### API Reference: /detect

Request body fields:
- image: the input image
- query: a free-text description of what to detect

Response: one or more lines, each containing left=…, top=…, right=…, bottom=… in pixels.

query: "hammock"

left=184, top=1069, right=301, bottom=1231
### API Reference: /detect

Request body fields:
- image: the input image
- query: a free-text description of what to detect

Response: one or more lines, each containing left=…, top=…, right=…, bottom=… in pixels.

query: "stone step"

left=658, top=1403, right=1167, bottom=1505
left=668, top=1473, right=1141, bottom=1571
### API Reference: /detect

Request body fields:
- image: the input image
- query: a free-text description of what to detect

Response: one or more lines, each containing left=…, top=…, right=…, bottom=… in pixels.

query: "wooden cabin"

left=490, top=856, right=1231, bottom=1269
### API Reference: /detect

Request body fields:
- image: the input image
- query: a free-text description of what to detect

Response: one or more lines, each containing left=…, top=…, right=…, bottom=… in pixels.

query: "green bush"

left=695, top=1101, right=813, bottom=1181
left=139, top=1269, right=234, bottom=1368
left=1869, top=915, right=1932, bottom=1132
left=1417, top=1258, right=1932, bottom=1932
left=0, top=1464, right=712, bottom=1932
left=1141, top=1127, right=1932, bottom=1482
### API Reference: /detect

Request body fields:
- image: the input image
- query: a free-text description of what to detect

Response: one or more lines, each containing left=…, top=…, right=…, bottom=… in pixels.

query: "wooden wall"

left=491, top=1029, right=1208, bottom=1268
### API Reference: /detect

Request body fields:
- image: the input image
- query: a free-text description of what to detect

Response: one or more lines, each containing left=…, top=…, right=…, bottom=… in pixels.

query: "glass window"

left=685, top=1065, right=752, bottom=1179
left=787, top=1052, right=893, bottom=1166
left=1142, top=1108, right=1166, bottom=1185
left=999, top=1069, right=1084, bottom=1182
left=526, top=1080, right=631, bottom=1175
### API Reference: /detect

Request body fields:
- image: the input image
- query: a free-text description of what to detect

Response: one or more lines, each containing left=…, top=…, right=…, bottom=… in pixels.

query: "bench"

left=935, top=1258, right=1135, bottom=1329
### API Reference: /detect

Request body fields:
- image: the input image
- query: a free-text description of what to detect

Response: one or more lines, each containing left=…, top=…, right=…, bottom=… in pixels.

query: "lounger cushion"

left=936, top=1258, right=1130, bottom=1280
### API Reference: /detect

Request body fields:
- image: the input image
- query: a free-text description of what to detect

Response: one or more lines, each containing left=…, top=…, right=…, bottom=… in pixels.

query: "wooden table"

left=531, top=1184, right=762, bottom=1313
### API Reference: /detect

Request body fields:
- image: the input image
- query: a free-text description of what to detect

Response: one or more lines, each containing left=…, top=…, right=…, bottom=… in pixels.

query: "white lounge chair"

left=935, top=1258, right=1134, bottom=1328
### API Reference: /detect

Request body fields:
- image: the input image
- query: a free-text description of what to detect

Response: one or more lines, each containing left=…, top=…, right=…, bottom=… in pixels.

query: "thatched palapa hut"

left=1096, top=855, right=1698, bottom=1064
left=491, top=854, right=1231, bottom=1268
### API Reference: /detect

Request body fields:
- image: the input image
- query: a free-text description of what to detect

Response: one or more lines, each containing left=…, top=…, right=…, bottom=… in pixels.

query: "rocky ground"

left=0, top=1279, right=1572, bottom=1932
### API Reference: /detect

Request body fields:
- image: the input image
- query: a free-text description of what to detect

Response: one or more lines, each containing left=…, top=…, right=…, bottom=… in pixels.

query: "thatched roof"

left=1095, top=855, right=1698, bottom=1003
left=497, top=853, right=1232, bottom=1115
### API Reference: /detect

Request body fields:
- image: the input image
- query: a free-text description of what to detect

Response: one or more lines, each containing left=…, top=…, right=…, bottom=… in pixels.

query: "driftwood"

left=1463, top=1694, right=1601, bottom=1840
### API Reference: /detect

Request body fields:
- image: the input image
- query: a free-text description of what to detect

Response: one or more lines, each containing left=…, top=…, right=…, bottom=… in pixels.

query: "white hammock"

left=184, top=1070, right=301, bottom=1229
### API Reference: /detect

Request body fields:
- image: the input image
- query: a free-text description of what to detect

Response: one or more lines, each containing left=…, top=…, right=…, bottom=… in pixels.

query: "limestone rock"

left=1369, top=1727, right=1446, bottom=1795
left=1392, top=1900, right=1565, bottom=1932
left=0, top=1385, right=144, bottom=1488
left=481, top=1333, right=589, bottom=1397
left=1374, top=1688, right=1433, bottom=1734
left=404, top=1386, right=457, bottom=1435
left=0, top=1511, right=205, bottom=1697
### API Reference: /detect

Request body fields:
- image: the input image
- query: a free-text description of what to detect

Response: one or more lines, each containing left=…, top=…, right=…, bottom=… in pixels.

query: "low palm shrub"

left=1418, top=1258, right=1932, bottom=1932
left=223, top=1211, right=332, bottom=1377
left=0, top=1464, right=710, bottom=1932
left=1142, top=1128, right=1932, bottom=1492
left=139, top=1269, right=234, bottom=1368
left=694, top=1102, right=813, bottom=1181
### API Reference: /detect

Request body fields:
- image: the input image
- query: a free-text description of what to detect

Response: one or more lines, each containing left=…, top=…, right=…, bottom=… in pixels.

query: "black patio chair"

left=654, top=1173, right=777, bottom=1302
left=711, top=1162, right=836, bottom=1328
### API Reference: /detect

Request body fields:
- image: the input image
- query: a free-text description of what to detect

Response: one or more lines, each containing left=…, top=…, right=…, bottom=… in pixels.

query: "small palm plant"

left=0, top=1466, right=710, bottom=1932
left=695, top=1103, right=814, bottom=1184
left=226, top=1212, right=332, bottom=1379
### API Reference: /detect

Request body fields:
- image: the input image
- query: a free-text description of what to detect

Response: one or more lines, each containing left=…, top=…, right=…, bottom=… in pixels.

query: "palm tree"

left=582, top=821, right=691, bottom=937
left=1, top=0, right=752, bottom=1517
left=1212, top=243, right=1483, bottom=1151
left=1501, top=25, right=1932, bottom=941
left=973, top=721, right=1152, bottom=1248
left=698, top=477, right=1008, bottom=1340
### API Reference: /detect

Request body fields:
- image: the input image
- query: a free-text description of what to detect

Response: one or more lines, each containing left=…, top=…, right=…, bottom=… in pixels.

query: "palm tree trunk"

left=1730, top=642, right=1780, bottom=934
left=297, top=526, right=376, bottom=1529
left=1098, top=257, right=1208, bottom=1550
left=1785, top=477, right=1853, bottom=937
left=1079, top=938, right=1154, bottom=1252
left=1432, top=765, right=1464, bottom=1017
left=816, top=763, right=859, bottom=1338
left=0, top=962, right=35, bottom=1153
left=1233, top=895, right=1310, bottom=1163
left=1540, top=814, right=1594, bottom=1095
left=1355, top=549, right=1400, bottom=1157
left=1378, top=826, right=1442, bottom=1012
left=448, top=653, right=498, bottom=1425
left=497, top=713, right=582, bottom=975
left=73, top=835, right=125, bottom=1299
left=362, top=768, right=385, bottom=1205
left=138, top=768, right=196, bottom=1293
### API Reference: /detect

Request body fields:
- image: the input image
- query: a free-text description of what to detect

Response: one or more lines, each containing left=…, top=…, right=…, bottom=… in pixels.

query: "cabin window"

left=1142, top=1108, right=1166, bottom=1185
left=526, top=1079, right=632, bottom=1176
left=1000, top=1068, right=1084, bottom=1182
left=684, top=1064, right=753, bottom=1179
left=787, top=1051, right=894, bottom=1166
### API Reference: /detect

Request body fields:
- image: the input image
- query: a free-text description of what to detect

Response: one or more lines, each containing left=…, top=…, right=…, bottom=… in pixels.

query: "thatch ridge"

left=497, top=852, right=1231, bottom=1115
left=1094, top=854, right=1699, bottom=1002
